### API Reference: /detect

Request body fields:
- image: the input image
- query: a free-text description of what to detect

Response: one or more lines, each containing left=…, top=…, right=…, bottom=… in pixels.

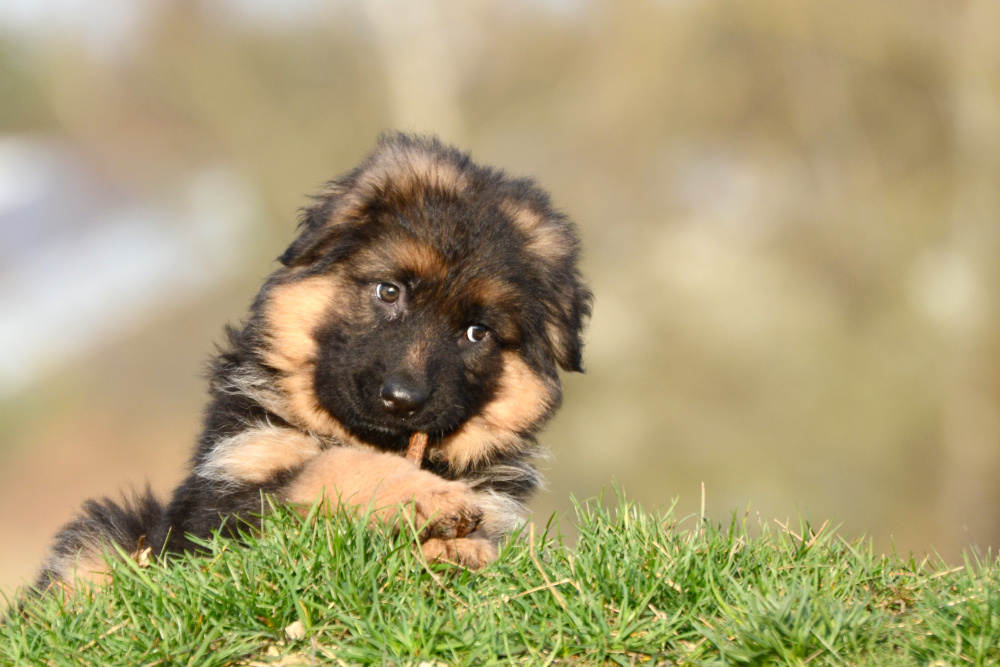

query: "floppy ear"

left=544, top=270, right=592, bottom=373
left=499, top=194, right=592, bottom=373
left=279, top=180, right=377, bottom=270
left=279, top=188, right=345, bottom=268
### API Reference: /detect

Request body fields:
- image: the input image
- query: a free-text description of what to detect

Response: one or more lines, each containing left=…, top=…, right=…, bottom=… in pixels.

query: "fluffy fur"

left=34, top=133, right=591, bottom=592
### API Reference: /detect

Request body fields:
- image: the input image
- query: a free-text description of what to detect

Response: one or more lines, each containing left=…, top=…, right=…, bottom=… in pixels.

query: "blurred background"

left=2, top=0, right=999, bottom=595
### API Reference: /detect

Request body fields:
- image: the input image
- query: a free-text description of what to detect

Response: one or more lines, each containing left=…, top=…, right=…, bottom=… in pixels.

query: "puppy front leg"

left=283, top=447, right=492, bottom=555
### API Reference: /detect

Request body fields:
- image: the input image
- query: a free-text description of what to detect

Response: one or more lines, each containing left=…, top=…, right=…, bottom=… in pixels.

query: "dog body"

left=36, top=134, right=590, bottom=589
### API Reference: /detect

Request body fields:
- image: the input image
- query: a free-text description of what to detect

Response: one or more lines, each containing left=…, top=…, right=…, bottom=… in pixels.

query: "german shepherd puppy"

left=36, top=133, right=591, bottom=591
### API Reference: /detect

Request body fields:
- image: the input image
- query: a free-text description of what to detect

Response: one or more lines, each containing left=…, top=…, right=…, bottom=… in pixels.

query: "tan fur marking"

left=359, top=143, right=469, bottom=199
left=500, top=200, right=570, bottom=264
left=393, top=238, right=449, bottom=279
left=352, top=237, right=449, bottom=283
left=438, top=352, right=557, bottom=470
left=197, top=426, right=322, bottom=484
left=545, top=320, right=570, bottom=366
left=263, top=275, right=344, bottom=374
left=263, top=274, right=364, bottom=441
left=308, top=147, right=468, bottom=231
left=467, top=276, right=519, bottom=307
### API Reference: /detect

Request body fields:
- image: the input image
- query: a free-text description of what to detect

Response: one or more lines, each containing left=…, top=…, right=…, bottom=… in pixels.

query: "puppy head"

left=261, top=134, right=591, bottom=469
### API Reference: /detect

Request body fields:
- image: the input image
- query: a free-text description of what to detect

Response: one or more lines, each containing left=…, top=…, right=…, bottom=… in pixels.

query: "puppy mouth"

left=335, top=396, right=466, bottom=450
left=341, top=417, right=454, bottom=453
left=313, top=369, right=470, bottom=449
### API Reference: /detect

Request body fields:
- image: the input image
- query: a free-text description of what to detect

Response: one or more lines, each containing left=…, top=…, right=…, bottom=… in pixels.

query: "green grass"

left=3, top=492, right=999, bottom=666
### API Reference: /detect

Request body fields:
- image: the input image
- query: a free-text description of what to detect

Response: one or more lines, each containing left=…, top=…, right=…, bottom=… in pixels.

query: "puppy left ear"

left=545, top=275, right=592, bottom=373
left=500, top=195, right=592, bottom=373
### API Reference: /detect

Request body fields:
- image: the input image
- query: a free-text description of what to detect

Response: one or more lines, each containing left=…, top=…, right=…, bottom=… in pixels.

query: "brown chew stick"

left=406, top=432, right=428, bottom=467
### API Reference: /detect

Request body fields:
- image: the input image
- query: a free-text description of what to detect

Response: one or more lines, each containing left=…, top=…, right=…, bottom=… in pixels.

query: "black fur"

left=32, top=133, right=591, bottom=592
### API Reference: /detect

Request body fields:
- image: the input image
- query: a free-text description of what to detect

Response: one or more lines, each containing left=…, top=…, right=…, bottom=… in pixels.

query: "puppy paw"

left=422, top=535, right=498, bottom=569
left=386, top=474, right=483, bottom=540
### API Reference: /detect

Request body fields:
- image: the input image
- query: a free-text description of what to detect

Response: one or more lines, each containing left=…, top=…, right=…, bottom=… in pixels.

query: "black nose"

left=380, top=379, right=428, bottom=417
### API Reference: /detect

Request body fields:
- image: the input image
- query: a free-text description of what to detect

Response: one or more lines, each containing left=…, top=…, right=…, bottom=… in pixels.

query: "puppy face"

left=259, top=135, right=590, bottom=470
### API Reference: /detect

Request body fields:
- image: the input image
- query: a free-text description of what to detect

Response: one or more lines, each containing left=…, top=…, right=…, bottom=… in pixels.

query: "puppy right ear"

left=278, top=197, right=336, bottom=267
left=279, top=183, right=366, bottom=268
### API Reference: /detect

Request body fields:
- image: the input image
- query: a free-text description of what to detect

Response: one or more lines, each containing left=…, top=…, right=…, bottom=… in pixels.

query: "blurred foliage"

left=1, top=0, right=998, bottom=593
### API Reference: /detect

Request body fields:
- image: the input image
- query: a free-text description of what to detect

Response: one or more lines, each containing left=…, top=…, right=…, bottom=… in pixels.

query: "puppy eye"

left=464, top=324, right=489, bottom=343
left=376, top=282, right=400, bottom=303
